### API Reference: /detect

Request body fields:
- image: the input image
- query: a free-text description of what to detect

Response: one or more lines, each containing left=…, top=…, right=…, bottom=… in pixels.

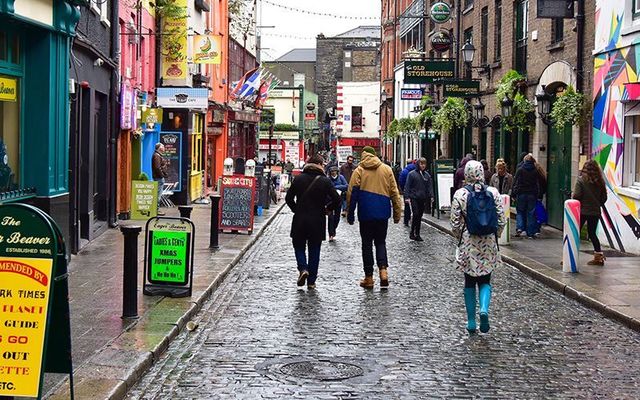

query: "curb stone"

left=46, top=202, right=286, bottom=400
left=422, top=216, right=640, bottom=333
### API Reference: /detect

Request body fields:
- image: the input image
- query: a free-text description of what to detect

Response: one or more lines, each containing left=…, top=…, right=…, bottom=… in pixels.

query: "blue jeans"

left=516, top=194, right=537, bottom=237
left=154, top=178, right=165, bottom=205
left=293, top=239, right=322, bottom=284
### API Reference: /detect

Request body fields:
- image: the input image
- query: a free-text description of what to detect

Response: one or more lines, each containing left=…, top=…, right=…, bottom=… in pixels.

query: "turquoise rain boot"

left=463, top=287, right=477, bottom=333
left=479, top=284, right=492, bottom=333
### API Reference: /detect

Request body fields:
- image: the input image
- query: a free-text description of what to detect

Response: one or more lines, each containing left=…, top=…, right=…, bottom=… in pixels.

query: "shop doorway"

left=546, top=121, right=572, bottom=228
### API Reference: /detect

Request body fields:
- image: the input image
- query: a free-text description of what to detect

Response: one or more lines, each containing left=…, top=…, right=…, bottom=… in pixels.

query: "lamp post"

left=536, top=85, right=552, bottom=125
left=380, top=89, right=388, bottom=159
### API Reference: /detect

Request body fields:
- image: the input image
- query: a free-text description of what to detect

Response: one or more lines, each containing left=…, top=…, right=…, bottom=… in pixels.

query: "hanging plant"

left=416, top=107, right=434, bottom=130
left=398, top=117, right=419, bottom=136
left=495, top=70, right=526, bottom=108
left=503, top=93, right=535, bottom=132
left=549, top=86, right=588, bottom=129
left=383, top=119, right=400, bottom=142
left=432, top=98, right=468, bottom=134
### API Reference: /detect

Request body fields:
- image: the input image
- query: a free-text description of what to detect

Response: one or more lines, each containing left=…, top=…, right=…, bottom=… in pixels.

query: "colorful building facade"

left=593, top=0, right=640, bottom=253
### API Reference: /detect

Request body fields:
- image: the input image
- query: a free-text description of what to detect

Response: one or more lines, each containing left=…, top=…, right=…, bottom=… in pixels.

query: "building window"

left=635, top=0, right=640, bottom=20
left=0, top=75, right=20, bottom=191
left=515, top=0, right=528, bottom=74
left=481, top=7, right=488, bottom=65
left=351, top=106, right=363, bottom=132
left=552, top=18, right=564, bottom=44
left=464, top=0, right=473, bottom=10
left=464, top=27, right=473, bottom=48
left=91, top=0, right=110, bottom=25
left=494, top=0, right=502, bottom=62
left=624, top=111, right=640, bottom=187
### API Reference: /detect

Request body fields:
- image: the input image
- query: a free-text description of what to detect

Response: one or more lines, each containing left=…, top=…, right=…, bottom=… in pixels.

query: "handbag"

left=535, top=200, right=548, bottom=225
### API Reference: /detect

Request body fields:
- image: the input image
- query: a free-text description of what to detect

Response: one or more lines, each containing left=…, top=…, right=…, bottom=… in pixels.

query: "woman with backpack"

left=572, top=160, right=608, bottom=266
left=451, top=160, right=506, bottom=334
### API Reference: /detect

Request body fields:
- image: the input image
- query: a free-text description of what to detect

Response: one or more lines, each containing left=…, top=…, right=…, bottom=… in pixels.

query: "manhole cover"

left=279, top=360, right=363, bottom=381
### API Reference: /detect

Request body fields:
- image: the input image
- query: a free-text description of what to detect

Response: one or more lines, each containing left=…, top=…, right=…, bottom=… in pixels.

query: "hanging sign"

left=0, top=76, right=17, bottom=102
left=430, top=2, right=452, bottom=24
left=144, top=217, right=195, bottom=297
left=0, top=204, right=72, bottom=399
left=120, top=82, right=134, bottom=130
left=160, top=0, right=188, bottom=79
left=192, top=34, right=222, bottom=64
left=442, top=80, right=481, bottom=97
left=219, top=175, right=256, bottom=233
left=536, top=0, right=574, bottom=19
left=159, top=132, right=183, bottom=192
left=431, top=30, right=453, bottom=53
left=157, top=88, right=209, bottom=109
left=404, top=60, right=455, bottom=84
left=131, top=180, right=158, bottom=220
left=142, top=108, right=163, bottom=127
left=400, top=88, right=424, bottom=100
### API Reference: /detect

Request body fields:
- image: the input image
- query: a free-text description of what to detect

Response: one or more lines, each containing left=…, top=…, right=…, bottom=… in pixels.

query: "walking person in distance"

left=451, top=161, right=506, bottom=333
left=572, top=160, right=608, bottom=266
left=347, top=147, right=402, bottom=289
left=403, top=158, right=433, bottom=241
left=327, top=166, right=348, bottom=242
left=339, top=155, right=357, bottom=216
left=398, top=159, right=416, bottom=226
left=512, top=154, right=542, bottom=238
left=152, top=143, right=168, bottom=215
left=285, top=155, right=342, bottom=290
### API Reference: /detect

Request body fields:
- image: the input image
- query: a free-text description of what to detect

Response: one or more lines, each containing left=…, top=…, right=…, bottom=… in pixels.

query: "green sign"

left=442, top=80, right=481, bottom=97
left=144, top=217, right=194, bottom=297
left=430, top=1, right=452, bottom=24
left=131, top=180, right=158, bottom=220
left=150, top=230, right=188, bottom=284
left=404, top=60, right=455, bottom=84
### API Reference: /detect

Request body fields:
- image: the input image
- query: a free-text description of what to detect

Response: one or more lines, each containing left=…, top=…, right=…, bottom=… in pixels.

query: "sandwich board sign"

left=0, top=204, right=73, bottom=399
left=144, top=216, right=195, bottom=298
left=219, top=175, right=256, bottom=233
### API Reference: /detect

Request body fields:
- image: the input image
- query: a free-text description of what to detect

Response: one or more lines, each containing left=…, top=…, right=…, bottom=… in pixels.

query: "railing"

left=0, top=187, right=37, bottom=203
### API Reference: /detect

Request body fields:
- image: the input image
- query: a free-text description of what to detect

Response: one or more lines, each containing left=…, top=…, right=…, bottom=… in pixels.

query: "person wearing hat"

left=327, top=166, right=348, bottom=241
left=347, top=146, right=402, bottom=289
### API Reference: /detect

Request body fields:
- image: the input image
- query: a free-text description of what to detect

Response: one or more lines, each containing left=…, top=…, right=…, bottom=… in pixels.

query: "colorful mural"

left=593, top=1, right=640, bottom=253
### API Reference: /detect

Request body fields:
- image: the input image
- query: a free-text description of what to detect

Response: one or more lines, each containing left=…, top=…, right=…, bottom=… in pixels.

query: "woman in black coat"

left=285, top=155, right=341, bottom=289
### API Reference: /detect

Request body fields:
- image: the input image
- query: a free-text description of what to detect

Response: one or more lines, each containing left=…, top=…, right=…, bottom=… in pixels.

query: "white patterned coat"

left=450, top=161, right=506, bottom=277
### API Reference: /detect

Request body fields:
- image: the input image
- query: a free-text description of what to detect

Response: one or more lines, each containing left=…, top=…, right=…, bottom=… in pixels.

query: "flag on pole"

left=255, top=76, right=273, bottom=108
left=230, top=67, right=262, bottom=100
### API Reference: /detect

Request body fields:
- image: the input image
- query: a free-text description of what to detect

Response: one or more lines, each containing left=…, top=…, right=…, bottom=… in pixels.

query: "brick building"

left=263, top=48, right=317, bottom=92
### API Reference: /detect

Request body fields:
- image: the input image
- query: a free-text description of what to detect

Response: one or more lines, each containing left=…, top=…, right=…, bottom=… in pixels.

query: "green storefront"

left=0, top=1, right=81, bottom=240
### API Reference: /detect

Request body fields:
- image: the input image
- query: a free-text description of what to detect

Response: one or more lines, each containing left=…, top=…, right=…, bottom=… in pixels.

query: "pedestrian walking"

left=152, top=143, right=168, bottom=215
left=481, top=159, right=493, bottom=185
left=572, top=160, right=608, bottom=266
left=347, top=147, right=402, bottom=289
left=340, top=155, right=357, bottom=216
left=489, top=158, right=513, bottom=195
left=327, top=166, right=348, bottom=242
left=324, top=153, right=338, bottom=175
left=284, top=159, right=295, bottom=174
left=451, top=160, right=506, bottom=333
left=285, top=155, right=342, bottom=289
left=398, top=159, right=416, bottom=226
left=533, top=156, right=548, bottom=234
left=403, top=157, right=433, bottom=241
left=512, top=154, right=542, bottom=238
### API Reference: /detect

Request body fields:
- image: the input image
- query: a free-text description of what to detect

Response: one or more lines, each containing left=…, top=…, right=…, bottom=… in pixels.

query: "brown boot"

left=379, top=268, right=389, bottom=289
left=359, top=275, right=374, bottom=288
left=587, top=252, right=605, bottom=266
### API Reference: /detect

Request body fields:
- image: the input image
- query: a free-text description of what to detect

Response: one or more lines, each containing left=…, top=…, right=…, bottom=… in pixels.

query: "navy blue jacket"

left=398, top=163, right=416, bottom=193
left=404, top=169, right=434, bottom=201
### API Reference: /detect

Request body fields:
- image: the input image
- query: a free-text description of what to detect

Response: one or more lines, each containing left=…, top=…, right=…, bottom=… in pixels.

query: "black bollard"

left=120, top=225, right=142, bottom=319
left=178, top=205, right=193, bottom=219
left=209, top=195, right=221, bottom=250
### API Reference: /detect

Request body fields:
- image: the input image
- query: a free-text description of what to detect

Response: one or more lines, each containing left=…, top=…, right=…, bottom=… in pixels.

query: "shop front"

left=204, top=103, right=226, bottom=194
left=332, top=137, right=381, bottom=161
left=228, top=109, right=259, bottom=164
left=257, top=130, right=303, bottom=166
left=0, top=2, right=80, bottom=244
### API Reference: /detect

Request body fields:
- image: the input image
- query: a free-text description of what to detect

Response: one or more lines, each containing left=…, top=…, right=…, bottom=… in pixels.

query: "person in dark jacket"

left=480, top=159, right=493, bottom=185
left=454, top=155, right=474, bottom=191
left=152, top=143, right=168, bottom=215
left=398, top=159, right=416, bottom=226
left=327, top=166, right=348, bottom=241
left=515, top=151, right=528, bottom=171
left=404, top=158, right=433, bottom=241
left=286, top=155, right=341, bottom=289
left=339, top=155, right=357, bottom=184
left=573, top=160, right=608, bottom=265
left=512, top=154, right=541, bottom=238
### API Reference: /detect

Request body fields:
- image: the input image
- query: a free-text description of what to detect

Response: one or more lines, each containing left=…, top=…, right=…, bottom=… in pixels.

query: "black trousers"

left=403, top=197, right=412, bottom=225
left=580, top=215, right=602, bottom=252
left=410, top=198, right=426, bottom=236
left=359, top=219, right=389, bottom=276
left=464, top=273, right=492, bottom=288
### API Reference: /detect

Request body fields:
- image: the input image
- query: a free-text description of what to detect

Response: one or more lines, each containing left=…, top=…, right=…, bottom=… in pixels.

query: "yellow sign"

left=0, top=77, right=17, bottom=102
left=0, top=257, right=53, bottom=397
left=193, top=35, right=222, bottom=64
left=161, top=0, right=188, bottom=80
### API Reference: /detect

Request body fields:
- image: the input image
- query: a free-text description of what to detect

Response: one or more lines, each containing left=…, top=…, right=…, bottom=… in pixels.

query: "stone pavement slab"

left=422, top=212, right=640, bottom=332
left=44, top=201, right=285, bottom=399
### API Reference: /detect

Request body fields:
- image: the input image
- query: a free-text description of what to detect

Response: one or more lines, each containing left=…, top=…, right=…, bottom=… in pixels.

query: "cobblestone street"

left=129, top=209, right=640, bottom=399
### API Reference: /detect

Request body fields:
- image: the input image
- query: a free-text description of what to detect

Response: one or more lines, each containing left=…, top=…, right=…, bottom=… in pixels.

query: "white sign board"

left=157, top=87, right=209, bottom=109
left=285, top=144, right=300, bottom=163
left=336, top=146, right=353, bottom=163
left=437, top=173, right=454, bottom=209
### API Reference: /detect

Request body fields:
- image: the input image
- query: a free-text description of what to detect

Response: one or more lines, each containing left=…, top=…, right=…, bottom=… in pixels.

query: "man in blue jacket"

left=398, top=159, right=416, bottom=226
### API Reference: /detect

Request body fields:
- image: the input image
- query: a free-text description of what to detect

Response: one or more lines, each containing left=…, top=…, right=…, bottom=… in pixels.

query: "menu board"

left=159, top=131, right=182, bottom=192
left=219, top=175, right=256, bottom=232
left=131, top=180, right=158, bottom=220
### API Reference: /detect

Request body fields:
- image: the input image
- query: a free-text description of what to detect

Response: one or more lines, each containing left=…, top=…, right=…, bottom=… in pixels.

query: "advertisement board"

left=400, top=88, right=424, bottom=100
left=159, top=132, right=183, bottom=192
left=160, top=0, right=188, bottom=80
left=219, top=175, right=256, bottom=233
left=192, top=34, right=222, bottom=64
left=404, top=60, right=455, bottom=84
left=131, top=180, right=158, bottom=220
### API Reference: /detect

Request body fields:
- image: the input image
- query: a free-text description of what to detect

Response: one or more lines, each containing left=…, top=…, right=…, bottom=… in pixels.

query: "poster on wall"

left=193, top=35, right=222, bottom=64
left=160, top=0, right=188, bottom=80
left=160, top=132, right=183, bottom=192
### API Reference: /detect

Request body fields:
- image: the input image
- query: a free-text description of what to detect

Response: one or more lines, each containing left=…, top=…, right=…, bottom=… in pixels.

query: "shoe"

left=297, top=270, right=309, bottom=287
left=307, top=284, right=316, bottom=290
left=415, top=236, right=424, bottom=242
left=409, top=233, right=417, bottom=240
left=526, top=235, right=535, bottom=240
left=359, top=275, right=374, bottom=289
left=379, top=268, right=389, bottom=289
left=404, top=222, right=409, bottom=227
left=463, top=287, right=477, bottom=333
left=587, top=252, right=606, bottom=266
left=534, top=232, right=542, bottom=238
left=341, top=211, right=347, bottom=217
left=328, top=236, right=335, bottom=242
left=515, top=230, right=522, bottom=237
left=478, top=284, right=492, bottom=333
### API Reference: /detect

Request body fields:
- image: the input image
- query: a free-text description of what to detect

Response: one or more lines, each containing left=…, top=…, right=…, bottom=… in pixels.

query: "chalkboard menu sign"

left=159, top=131, right=182, bottom=192
left=219, top=175, right=256, bottom=232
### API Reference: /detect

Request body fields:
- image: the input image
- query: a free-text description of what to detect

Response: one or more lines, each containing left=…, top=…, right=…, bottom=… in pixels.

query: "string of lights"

left=262, top=32, right=317, bottom=40
left=261, top=0, right=380, bottom=20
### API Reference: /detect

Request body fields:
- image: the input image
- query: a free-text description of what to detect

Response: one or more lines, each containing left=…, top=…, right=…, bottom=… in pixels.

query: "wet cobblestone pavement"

left=129, top=209, right=640, bottom=399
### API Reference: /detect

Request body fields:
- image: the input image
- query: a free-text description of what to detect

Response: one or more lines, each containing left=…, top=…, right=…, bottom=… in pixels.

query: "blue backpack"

left=464, top=184, right=498, bottom=236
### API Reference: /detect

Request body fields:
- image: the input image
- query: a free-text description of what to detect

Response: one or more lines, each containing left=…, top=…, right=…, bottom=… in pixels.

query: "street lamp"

left=461, top=41, right=475, bottom=64
left=536, top=85, right=552, bottom=125
left=501, top=96, right=514, bottom=118
left=473, top=99, right=485, bottom=121
left=381, top=89, right=388, bottom=103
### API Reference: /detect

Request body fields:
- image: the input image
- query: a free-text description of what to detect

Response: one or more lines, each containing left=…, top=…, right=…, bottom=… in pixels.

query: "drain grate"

left=279, top=360, right=364, bottom=381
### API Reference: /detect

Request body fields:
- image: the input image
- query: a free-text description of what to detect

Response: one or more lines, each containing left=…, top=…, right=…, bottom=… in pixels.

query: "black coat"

left=404, top=169, right=433, bottom=200
left=512, top=161, right=541, bottom=197
left=286, top=165, right=341, bottom=242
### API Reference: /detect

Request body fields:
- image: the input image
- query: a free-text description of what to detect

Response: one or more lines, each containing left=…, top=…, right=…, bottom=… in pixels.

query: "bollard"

left=209, top=195, right=221, bottom=250
left=562, top=199, right=581, bottom=273
left=499, top=194, right=511, bottom=246
left=120, top=225, right=142, bottom=319
left=178, top=205, right=193, bottom=219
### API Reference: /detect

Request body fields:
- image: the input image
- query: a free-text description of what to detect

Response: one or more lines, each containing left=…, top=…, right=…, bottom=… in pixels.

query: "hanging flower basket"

left=433, top=98, right=468, bottom=134
left=549, top=86, right=588, bottom=130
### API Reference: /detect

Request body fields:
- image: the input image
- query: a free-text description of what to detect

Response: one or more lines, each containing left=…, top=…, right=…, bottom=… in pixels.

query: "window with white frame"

left=624, top=103, right=640, bottom=187
left=91, top=0, right=110, bottom=25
